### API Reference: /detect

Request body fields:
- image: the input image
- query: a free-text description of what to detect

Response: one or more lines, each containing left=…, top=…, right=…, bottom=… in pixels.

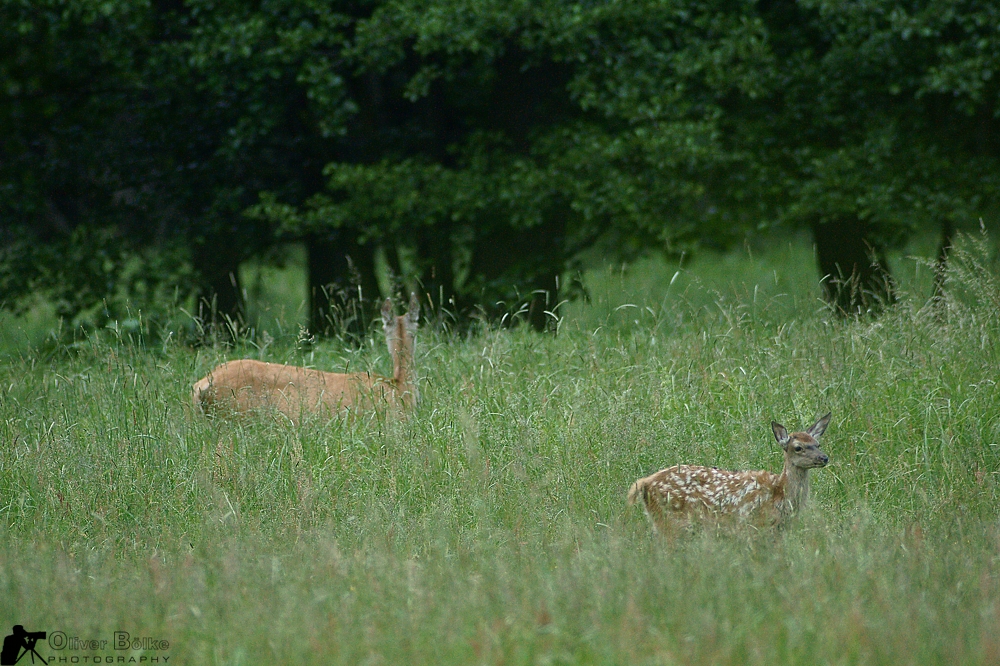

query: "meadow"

left=1, top=233, right=999, bottom=664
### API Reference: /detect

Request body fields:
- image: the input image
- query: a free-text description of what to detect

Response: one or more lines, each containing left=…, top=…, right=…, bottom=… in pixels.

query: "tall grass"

left=1, top=235, right=999, bottom=664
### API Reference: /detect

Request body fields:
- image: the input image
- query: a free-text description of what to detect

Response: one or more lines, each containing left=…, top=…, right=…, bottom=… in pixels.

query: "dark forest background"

left=1, top=0, right=997, bottom=338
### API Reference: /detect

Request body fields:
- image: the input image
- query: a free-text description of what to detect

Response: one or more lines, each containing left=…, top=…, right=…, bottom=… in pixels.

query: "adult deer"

left=628, top=413, right=831, bottom=532
left=192, top=294, right=419, bottom=423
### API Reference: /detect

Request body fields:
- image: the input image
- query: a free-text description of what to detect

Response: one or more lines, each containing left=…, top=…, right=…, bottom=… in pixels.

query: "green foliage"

left=2, top=0, right=999, bottom=328
left=0, top=0, right=155, bottom=219
left=751, top=0, right=1000, bottom=238
left=0, top=0, right=356, bottom=323
left=0, top=226, right=193, bottom=339
left=253, top=0, right=779, bottom=319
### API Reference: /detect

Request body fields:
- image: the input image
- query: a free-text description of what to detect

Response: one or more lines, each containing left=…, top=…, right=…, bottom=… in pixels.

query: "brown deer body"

left=628, top=413, right=831, bottom=532
left=192, top=295, right=419, bottom=423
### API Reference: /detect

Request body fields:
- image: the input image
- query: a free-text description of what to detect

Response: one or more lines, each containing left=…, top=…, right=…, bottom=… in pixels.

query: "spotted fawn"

left=628, top=413, right=831, bottom=532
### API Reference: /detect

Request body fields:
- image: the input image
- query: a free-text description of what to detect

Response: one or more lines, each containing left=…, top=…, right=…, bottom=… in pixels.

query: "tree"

left=257, top=0, right=772, bottom=329
left=0, top=0, right=196, bottom=329
left=0, top=0, right=365, bottom=330
left=733, top=0, right=1000, bottom=313
left=5, top=0, right=995, bottom=334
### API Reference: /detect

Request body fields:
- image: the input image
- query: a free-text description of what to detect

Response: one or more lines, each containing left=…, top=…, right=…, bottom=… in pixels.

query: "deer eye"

left=794, top=445, right=803, bottom=452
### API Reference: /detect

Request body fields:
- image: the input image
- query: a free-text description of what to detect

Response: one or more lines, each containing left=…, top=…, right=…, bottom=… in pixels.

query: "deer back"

left=630, top=465, right=786, bottom=528
left=193, top=295, right=421, bottom=423
left=192, top=359, right=389, bottom=423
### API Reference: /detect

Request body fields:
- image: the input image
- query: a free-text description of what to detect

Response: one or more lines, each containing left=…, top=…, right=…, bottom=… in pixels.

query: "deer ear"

left=808, top=412, right=832, bottom=438
left=407, top=292, right=420, bottom=324
left=772, top=421, right=789, bottom=448
left=381, top=298, right=393, bottom=326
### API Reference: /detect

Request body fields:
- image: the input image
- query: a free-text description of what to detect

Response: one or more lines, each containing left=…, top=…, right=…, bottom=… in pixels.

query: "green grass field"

left=2, top=234, right=999, bottom=664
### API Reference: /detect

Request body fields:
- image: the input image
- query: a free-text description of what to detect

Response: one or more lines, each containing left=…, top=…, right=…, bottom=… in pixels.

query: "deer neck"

left=389, top=331, right=417, bottom=406
left=778, top=461, right=810, bottom=517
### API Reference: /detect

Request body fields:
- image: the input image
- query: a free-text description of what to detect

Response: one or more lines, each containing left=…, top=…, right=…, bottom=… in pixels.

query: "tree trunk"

left=527, top=272, right=559, bottom=332
left=306, top=231, right=378, bottom=340
left=467, top=214, right=566, bottom=332
left=812, top=218, right=895, bottom=316
left=932, top=219, right=955, bottom=304
left=413, top=224, right=458, bottom=320
left=524, top=215, right=565, bottom=332
left=194, top=234, right=244, bottom=329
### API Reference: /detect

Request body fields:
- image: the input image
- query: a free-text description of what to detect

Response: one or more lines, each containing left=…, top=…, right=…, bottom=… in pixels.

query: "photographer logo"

left=1, top=626, right=47, bottom=665
left=1, top=627, right=170, bottom=664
